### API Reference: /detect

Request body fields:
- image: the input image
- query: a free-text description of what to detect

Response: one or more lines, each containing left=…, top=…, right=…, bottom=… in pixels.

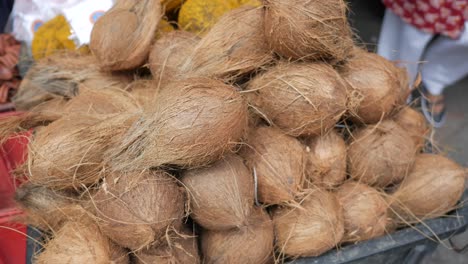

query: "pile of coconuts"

left=2, top=0, right=466, bottom=263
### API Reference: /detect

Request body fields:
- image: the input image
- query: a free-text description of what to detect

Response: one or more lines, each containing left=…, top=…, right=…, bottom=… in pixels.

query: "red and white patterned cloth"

left=383, top=0, right=468, bottom=39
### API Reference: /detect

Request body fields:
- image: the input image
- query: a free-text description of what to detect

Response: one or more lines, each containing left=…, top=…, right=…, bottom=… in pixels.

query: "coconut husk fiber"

left=273, top=188, right=344, bottom=258
left=36, top=219, right=129, bottom=264
left=342, top=48, right=408, bottom=124
left=14, top=183, right=88, bottom=231
left=13, top=53, right=133, bottom=110
left=180, top=6, right=273, bottom=83
left=126, top=79, right=159, bottom=110
left=336, top=182, right=389, bottom=242
left=108, top=77, right=248, bottom=171
left=27, top=113, right=139, bottom=190
left=149, top=31, right=200, bottom=88
left=134, top=226, right=200, bottom=264
left=245, top=62, right=347, bottom=137
left=389, top=154, right=466, bottom=224
left=90, top=0, right=162, bottom=70
left=201, top=208, right=274, bottom=264
left=305, top=130, right=347, bottom=189
left=348, top=120, right=417, bottom=188
left=264, top=0, right=354, bottom=62
left=240, top=126, right=305, bottom=205
left=91, top=170, right=185, bottom=250
left=394, top=106, right=429, bottom=150
left=0, top=112, right=60, bottom=143
left=182, top=154, right=253, bottom=230
left=29, top=98, right=68, bottom=115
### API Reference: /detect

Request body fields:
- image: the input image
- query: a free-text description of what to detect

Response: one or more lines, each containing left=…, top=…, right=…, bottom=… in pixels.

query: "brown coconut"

left=182, top=154, right=254, bottom=230
left=108, top=77, right=248, bottom=171
left=126, top=79, right=159, bottom=110
left=390, top=154, right=466, bottom=223
left=28, top=113, right=138, bottom=189
left=149, top=31, right=200, bottom=87
left=264, top=0, right=353, bottom=62
left=348, top=120, right=417, bottom=188
left=394, top=106, right=429, bottom=150
left=305, top=130, right=347, bottom=189
left=245, top=62, right=347, bottom=137
left=274, top=188, right=344, bottom=257
left=134, top=226, right=200, bottom=264
left=336, top=182, right=389, bottom=242
left=201, top=208, right=274, bottom=264
left=36, top=219, right=129, bottom=264
left=92, top=170, right=185, bottom=250
left=241, top=126, right=305, bottom=205
left=343, top=48, right=408, bottom=124
left=180, top=6, right=273, bottom=83
left=90, top=0, right=162, bottom=70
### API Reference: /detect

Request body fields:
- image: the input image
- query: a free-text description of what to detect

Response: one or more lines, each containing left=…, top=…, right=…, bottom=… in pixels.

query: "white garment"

left=378, top=10, right=468, bottom=95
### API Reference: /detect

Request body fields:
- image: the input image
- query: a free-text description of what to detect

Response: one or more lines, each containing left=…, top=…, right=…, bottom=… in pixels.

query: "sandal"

left=420, top=86, right=447, bottom=128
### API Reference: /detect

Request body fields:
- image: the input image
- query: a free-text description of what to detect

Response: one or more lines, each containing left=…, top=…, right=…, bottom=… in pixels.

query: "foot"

left=421, top=86, right=447, bottom=128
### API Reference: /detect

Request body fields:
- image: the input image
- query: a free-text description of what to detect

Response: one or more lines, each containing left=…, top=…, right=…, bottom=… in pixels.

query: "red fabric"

left=383, top=0, right=468, bottom=39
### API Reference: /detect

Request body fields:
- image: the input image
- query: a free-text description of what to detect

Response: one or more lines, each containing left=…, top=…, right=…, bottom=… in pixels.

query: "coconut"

left=264, top=0, right=353, bottom=62
left=245, top=62, right=347, bottom=137
left=201, top=208, right=274, bottom=264
left=182, top=154, right=253, bottom=230
left=336, top=182, right=389, bottom=242
left=348, top=120, right=417, bottom=188
left=343, top=48, right=408, bottom=124
left=36, top=219, right=129, bottom=264
left=305, top=130, right=347, bottom=189
left=134, top=226, right=200, bottom=264
left=390, top=154, right=466, bottom=223
left=92, top=170, right=185, bottom=250
left=108, top=77, right=248, bottom=171
left=273, top=188, right=344, bottom=257
left=240, top=126, right=304, bottom=205
left=149, top=31, right=200, bottom=88
left=394, top=107, right=428, bottom=150
left=27, top=113, right=138, bottom=189
left=127, top=79, right=159, bottom=109
left=90, top=0, right=162, bottom=70
left=30, top=98, right=68, bottom=114
left=180, top=6, right=273, bottom=83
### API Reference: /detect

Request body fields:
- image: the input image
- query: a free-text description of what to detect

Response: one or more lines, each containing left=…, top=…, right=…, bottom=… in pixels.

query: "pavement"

left=348, top=1, right=468, bottom=263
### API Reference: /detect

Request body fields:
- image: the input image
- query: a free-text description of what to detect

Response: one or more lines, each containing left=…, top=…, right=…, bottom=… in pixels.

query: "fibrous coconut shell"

left=274, top=188, right=344, bottom=257
left=245, top=62, right=347, bottom=137
left=182, top=154, right=253, bottom=230
left=305, top=130, right=347, bottom=189
left=347, top=120, right=417, bottom=188
left=336, top=182, right=389, bottom=242
left=201, top=208, right=274, bottom=264
left=127, top=79, right=159, bottom=110
left=394, top=106, right=428, bottom=150
left=241, top=126, right=305, bottom=205
left=390, top=154, right=466, bottom=223
left=92, top=170, right=185, bottom=250
left=108, top=77, right=248, bottom=171
left=264, top=0, right=354, bottom=62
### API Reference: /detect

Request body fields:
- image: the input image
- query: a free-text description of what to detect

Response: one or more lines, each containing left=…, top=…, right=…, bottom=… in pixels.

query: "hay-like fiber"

left=27, top=113, right=139, bottom=190
left=336, top=182, right=389, bottom=242
left=264, top=0, right=354, bottom=62
left=36, top=219, right=129, bottom=264
left=393, top=107, right=429, bottom=151
left=127, top=79, right=159, bottom=110
left=91, top=170, right=185, bottom=250
left=245, top=62, right=347, bottom=137
left=348, top=120, right=417, bottom=188
left=13, top=53, right=132, bottom=110
left=274, top=188, right=344, bottom=257
left=305, top=130, right=347, bottom=189
left=342, top=48, right=407, bottom=124
left=29, top=98, right=68, bottom=114
left=201, top=208, right=274, bottom=264
left=180, top=6, right=273, bottom=83
left=240, top=126, right=305, bottom=205
left=182, top=154, right=253, bottom=230
left=108, top=77, right=248, bottom=171
left=90, top=0, right=162, bottom=70
left=390, top=154, right=466, bottom=224
left=149, top=31, right=200, bottom=88
left=134, top=225, right=200, bottom=264
left=0, top=112, right=60, bottom=143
